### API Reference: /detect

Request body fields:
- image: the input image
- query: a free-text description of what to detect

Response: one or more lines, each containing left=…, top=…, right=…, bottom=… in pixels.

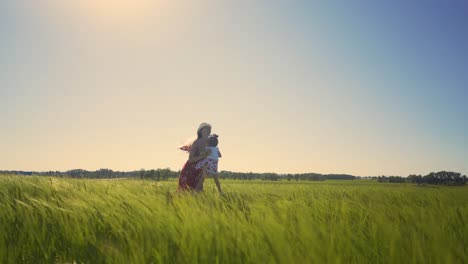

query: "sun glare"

left=83, top=0, right=155, bottom=19
left=55, top=0, right=168, bottom=27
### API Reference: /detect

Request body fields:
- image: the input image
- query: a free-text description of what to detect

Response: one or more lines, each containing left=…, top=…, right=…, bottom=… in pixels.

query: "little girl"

left=195, top=134, right=223, bottom=194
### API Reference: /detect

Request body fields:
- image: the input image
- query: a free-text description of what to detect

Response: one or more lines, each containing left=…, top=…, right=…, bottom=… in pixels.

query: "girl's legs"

left=213, top=173, right=223, bottom=194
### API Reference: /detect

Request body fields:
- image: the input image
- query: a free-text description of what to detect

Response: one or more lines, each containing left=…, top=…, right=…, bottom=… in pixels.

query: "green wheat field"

left=0, top=175, right=467, bottom=263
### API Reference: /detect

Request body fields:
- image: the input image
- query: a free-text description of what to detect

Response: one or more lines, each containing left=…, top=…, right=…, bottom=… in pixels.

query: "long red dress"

left=177, top=140, right=205, bottom=191
left=177, top=160, right=204, bottom=191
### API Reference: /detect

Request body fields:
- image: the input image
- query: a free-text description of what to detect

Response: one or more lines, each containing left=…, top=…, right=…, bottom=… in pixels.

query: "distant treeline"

left=0, top=169, right=356, bottom=181
left=0, top=169, right=178, bottom=180
left=217, top=171, right=356, bottom=181
left=373, top=171, right=467, bottom=186
left=0, top=169, right=465, bottom=185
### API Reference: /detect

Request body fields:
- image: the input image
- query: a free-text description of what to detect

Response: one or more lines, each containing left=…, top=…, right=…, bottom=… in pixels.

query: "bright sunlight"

left=51, top=0, right=169, bottom=27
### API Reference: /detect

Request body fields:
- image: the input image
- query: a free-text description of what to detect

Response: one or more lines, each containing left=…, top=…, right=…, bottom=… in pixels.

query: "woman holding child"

left=178, top=123, right=223, bottom=193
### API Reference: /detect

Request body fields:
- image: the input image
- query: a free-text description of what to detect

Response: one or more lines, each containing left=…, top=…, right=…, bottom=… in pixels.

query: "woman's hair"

left=208, top=134, right=219, bottom=147
left=180, top=125, right=211, bottom=152
left=179, top=136, right=197, bottom=152
left=197, top=126, right=211, bottom=138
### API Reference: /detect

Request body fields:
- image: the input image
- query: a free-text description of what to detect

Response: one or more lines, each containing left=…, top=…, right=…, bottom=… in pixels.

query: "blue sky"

left=1, top=0, right=467, bottom=175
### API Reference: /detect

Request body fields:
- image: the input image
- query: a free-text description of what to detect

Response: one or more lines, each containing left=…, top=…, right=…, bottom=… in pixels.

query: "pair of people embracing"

left=178, top=123, right=223, bottom=193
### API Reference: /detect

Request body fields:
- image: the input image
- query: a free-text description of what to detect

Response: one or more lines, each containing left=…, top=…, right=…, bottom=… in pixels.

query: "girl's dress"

left=195, top=146, right=219, bottom=174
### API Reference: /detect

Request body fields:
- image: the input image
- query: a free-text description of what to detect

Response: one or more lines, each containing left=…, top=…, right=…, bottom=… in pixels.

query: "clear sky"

left=1, top=0, right=467, bottom=176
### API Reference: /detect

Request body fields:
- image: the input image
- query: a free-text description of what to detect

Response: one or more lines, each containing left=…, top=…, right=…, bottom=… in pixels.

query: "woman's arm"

left=189, top=153, right=209, bottom=163
left=188, top=141, right=210, bottom=163
left=218, top=149, right=222, bottom=158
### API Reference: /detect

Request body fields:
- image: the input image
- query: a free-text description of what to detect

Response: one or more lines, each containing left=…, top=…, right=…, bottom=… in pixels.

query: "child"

left=195, top=134, right=223, bottom=194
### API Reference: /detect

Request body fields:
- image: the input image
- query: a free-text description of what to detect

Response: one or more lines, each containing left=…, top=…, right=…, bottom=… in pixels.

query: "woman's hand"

left=189, top=149, right=211, bottom=163
left=201, top=149, right=212, bottom=157
left=188, top=140, right=211, bottom=163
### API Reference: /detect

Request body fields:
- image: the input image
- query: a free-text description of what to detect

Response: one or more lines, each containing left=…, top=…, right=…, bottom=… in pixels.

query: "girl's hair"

left=208, top=134, right=219, bottom=147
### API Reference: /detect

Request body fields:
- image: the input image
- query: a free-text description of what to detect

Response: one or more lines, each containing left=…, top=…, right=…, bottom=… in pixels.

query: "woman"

left=177, top=123, right=212, bottom=191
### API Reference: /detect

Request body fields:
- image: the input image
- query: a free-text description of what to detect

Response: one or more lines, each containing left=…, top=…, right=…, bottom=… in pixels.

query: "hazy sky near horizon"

left=1, top=0, right=467, bottom=176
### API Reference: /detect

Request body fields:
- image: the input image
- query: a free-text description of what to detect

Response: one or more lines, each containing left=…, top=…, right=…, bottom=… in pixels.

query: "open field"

left=0, top=176, right=467, bottom=263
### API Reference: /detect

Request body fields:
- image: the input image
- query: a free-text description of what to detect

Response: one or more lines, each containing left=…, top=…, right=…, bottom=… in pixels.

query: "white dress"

left=195, top=146, right=219, bottom=174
